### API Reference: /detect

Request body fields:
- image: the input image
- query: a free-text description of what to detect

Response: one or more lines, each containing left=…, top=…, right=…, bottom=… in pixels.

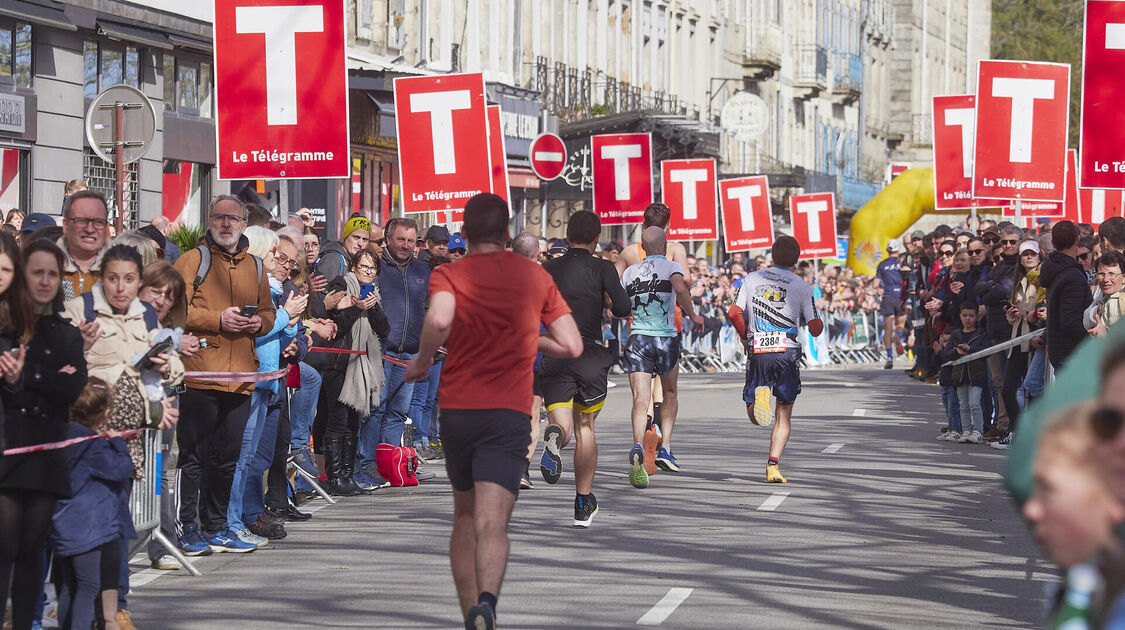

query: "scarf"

left=338, top=272, right=384, bottom=413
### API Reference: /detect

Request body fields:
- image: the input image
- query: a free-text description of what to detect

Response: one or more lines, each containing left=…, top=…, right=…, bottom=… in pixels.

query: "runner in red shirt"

left=405, top=193, right=582, bottom=630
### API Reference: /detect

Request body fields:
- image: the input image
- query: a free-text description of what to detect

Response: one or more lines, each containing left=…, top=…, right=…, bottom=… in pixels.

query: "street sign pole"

left=114, top=101, right=125, bottom=234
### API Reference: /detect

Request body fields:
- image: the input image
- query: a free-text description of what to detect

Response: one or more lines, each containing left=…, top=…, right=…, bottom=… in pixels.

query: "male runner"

left=405, top=194, right=582, bottom=630
left=621, top=227, right=703, bottom=489
left=875, top=238, right=905, bottom=369
left=538, top=211, right=631, bottom=526
left=727, top=236, right=824, bottom=483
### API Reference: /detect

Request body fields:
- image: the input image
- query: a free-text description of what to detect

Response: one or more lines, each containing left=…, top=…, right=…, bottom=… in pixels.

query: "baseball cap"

left=342, top=216, right=372, bottom=241
left=910, top=230, right=925, bottom=240
left=1019, top=240, right=1040, bottom=255
left=448, top=234, right=466, bottom=251
left=981, top=225, right=1001, bottom=238
left=547, top=238, right=568, bottom=256
left=425, top=225, right=451, bottom=243
left=886, top=238, right=901, bottom=253
left=20, top=213, right=55, bottom=233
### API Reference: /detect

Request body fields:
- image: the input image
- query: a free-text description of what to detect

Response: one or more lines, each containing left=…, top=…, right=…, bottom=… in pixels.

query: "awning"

left=167, top=33, right=212, bottom=54
left=347, top=48, right=433, bottom=76
left=509, top=167, right=539, bottom=189
left=97, top=18, right=172, bottom=50
left=0, top=0, right=75, bottom=31
left=560, top=110, right=721, bottom=159
left=362, top=90, right=396, bottom=137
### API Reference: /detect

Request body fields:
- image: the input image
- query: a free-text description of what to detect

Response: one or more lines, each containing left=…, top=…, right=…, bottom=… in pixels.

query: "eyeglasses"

left=356, top=264, right=378, bottom=274
left=66, top=216, right=108, bottom=230
left=1001, top=239, right=1019, bottom=245
left=304, top=242, right=319, bottom=251
left=1096, top=271, right=1122, bottom=280
left=1093, top=406, right=1125, bottom=440
left=210, top=213, right=245, bottom=224
left=940, top=250, right=955, bottom=257
left=968, top=249, right=984, bottom=256
left=376, top=238, right=386, bottom=246
left=983, top=237, right=1000, bottom=245
left=275, top=253, right=296, bottom=268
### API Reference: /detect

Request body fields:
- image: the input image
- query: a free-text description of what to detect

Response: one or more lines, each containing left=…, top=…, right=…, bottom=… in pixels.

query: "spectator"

left=1041, top=220, right=1094, bottom=370
left=112, top=230, right=160, bottom=266
left=59, top=190, right=111, bottom=301
left=975, top=225, right=1021, bottom=439
left=316, top=216, right=371, bottom=286
left=61, top=179, right=87, bottom=214
left=5, top=209, right=24, bottom=231
left=1084, top=217, right=1125, bottom=328
left=296, top=207, right=314, bottom=228
left=417, top=224, right=450, bottom=263
left=172, top=195, right=277, bottom=555
left=934, top=329, right=961, bottom=441
left=17, top=213, right=54, bottom=246
left=303, top=227, right=320, bottom=266
left=448, top=234, right=466, bottom=261
left=939, top=302, right=991, bottom=444
left=993, top=240, right=1045, bottom=450
left=149, top=216, right=181, bottom=263
left=367, top=223, right=386, bottom=260
left=1088, top=251, right=1125, bottom=336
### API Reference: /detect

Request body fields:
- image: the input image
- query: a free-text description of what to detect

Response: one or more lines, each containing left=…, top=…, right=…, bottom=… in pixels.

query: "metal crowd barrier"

left=130, top=428, right=201, bottom=576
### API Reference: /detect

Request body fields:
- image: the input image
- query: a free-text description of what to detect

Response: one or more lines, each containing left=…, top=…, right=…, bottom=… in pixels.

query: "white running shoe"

left=966, top=430, right=983, bottom=444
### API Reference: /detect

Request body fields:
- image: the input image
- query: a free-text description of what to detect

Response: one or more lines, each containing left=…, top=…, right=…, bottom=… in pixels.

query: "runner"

left=538, top=211, right=631, bottom=526
left=875, top=239, right=905, bottom=369
left=727, top=235, right=824, bottom=483
left=620, top=227, right=703, bottom=489
left=405, top=193, right=581, bottom=630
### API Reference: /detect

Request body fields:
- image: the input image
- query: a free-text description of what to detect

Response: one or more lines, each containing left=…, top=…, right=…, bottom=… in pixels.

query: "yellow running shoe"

left=765, top=464, right=787, bottom=483
left=752, top=386, right=774, bottom=427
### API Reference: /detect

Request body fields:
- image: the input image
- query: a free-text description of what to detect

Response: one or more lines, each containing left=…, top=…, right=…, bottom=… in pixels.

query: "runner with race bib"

left=727, top=236, right=824, bottom=484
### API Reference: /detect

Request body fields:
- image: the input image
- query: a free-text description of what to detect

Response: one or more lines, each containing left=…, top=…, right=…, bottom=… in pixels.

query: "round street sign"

left=720, top=91, right=770, bottom=140
left=84, top=84, right=156, bottom=165
left=529, top=133, right=567, bottom=181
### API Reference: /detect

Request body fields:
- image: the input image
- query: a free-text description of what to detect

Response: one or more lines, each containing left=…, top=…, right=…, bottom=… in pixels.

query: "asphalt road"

left=127, top=366, right=1049, bottom=629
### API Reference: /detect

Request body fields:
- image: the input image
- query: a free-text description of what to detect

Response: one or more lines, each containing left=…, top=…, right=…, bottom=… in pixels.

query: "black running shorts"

left=440, top=409, right=532, bottom=494
left=879, top=296, right=904, bottom=317
left=743, top=347, right=803, bottom=406
left=539, top=342, right=614, bottom=412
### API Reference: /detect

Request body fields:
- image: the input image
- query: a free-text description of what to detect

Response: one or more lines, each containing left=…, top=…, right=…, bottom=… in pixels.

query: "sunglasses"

left=1093, top=406, right=1125, bottom=440
left=983, top=237, right=999, bottom=245
left=1001, top=239, right=1019, bottom=245
left=1078, top=252, right=1090, bottom=261
left=968, top=248, right=984, bottom=256
left=940, top=250, right=955, bottom=256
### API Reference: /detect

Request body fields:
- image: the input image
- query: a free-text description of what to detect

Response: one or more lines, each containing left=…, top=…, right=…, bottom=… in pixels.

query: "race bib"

left=752, top=331, right=786, bottom=354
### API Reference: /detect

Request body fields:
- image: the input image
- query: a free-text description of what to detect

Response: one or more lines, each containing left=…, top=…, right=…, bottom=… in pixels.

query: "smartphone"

left=135, top=338, right=174, bottom=371
left=359, top=284, right=375, bottom=300
left=239, top=304, right=259, bottom=318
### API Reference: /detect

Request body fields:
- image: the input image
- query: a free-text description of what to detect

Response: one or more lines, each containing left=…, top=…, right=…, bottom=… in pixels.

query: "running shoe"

left=520, top=461, right=534, bottom=489
left=628, top=443, right=649, bottom=489
left=989, top=432, right=1014, bottom=450
left=752, top=386, right=774, bottom=427
left=465, top=603, right=496, bottom=630
left=883, top=360, right=893, bottom=370
left=642, top=423, right=661, bottom=475
left=961, top=430, right=983, bottom=444
left=176, top=523, right=213, bottom=557
left=206, top=527, right=257, bottom=553
left=150, top=555, right=180, bottom=570
left=940, top=431, right=961, bottom=442
left=234, top=527, right=270, bottom=548
left=429, top=439, right=445, bottom=459
left=655, top=447, right=680, bottom=472
left=573, top=493, right=598, bottom=527
left=765, top=463, right=787, bottom=483
left=539, top=425, right=564, bottom=484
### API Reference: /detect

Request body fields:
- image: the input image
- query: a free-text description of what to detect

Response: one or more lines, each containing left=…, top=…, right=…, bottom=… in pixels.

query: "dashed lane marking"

left=636, top=587, right=694, bottom=625
left=821, top=443, right=845, bottom=454
left=852, top=408, right=866, bottom=416
left=756, top=492, right=789, bottom=512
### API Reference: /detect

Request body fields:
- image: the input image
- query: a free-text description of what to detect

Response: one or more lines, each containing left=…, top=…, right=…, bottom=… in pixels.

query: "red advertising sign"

left=1081, top=189, right=1125, bottom=227
left=719, top=176, right=774, bottom=252
left=394, top=72, right=491, bottom=214
left=932, top=95, right=978, bottom=209
left=529, top=133, right=567, bottom=181
left=1080, top=0, right=1125, bottom=189
left=973, top=60, right=1070, bottom=202
left=487, top=105, right=510, bottom=206
left=1001, top=149, right=1081, bottom=220
left=214, top=0, right=349, bottom=180
left=591, top=133, right=652, bottom=225
left=662, top=159, right=717, bottom=241
left=789, top=192, right=837, bottom=259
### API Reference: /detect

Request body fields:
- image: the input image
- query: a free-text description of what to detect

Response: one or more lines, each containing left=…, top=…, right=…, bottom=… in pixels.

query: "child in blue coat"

left=51, top=378, right=132, bottom=630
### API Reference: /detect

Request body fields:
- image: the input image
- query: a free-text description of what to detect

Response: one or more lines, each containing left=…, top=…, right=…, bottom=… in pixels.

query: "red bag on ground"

left=375, top=443, right=419, bottom=487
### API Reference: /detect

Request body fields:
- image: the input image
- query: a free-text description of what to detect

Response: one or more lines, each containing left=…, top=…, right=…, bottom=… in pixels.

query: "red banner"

left=1081, top=189, right=1125, bottom=228
left=487, top=105, right=510, bottom=206
left=932, top=95, right=978, bottom=209
left=1080, top=0, right=1125, bottom=189
left=719, top=176, right=773, bottom=252
left=591, top=133, right=652, bottom=225
left=789, top=193, right=837, bottom=259
left=662, top=159, right=717, bottom=241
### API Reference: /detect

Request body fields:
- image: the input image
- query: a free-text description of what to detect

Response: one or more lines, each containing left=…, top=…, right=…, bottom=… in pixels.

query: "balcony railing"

left=794, top=45, right=828, bottom=89
left=742, top=23, right=783, bottom=79
left=834, top=53, right=862, bottom=92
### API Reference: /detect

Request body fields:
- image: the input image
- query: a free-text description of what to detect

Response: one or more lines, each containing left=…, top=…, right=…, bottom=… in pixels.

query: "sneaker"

left=989, top=432, right=1014, bottom=450
left=642, top=423, right=661, bottom=476
left=176, top=523, right=213, bottom=557
left=965, top=430, right=983, bottom=444
left=573, top=493, right=598, bottom=528
left=765, top=463, right=787, bottom=483
left=539, top=425, right=564, bottom=484
left=116, top=609, right=138, bottom=630
left=752, top=386, right=774, bottom=427
left=206, top=527, right=257, bottom=553
left=606, top=380, right=617, bottom=388
left=354, top=469, right=391, bottom=491
left=982, top=428, right=1004, bottom=441
left=465, top=603, right=496, bottom=630
left=428, top=439, right=445, bottom=459
left=276, top=504, right=312, bottom=522
left=150, top=555, right=180, bottom=570
left=413, top=441, right=434, bottom=463
left=941, top=431, right=961, bottom=442
left=234, top=527, right=270, bottom=548
left=247, top=514, right=287, bottom=540
left=655, top=447, right=680, bottom=472
left=628, top=443, right=649, bottom=489
left=415, top=466, right=437, bottom=482
left=883, top=360, right=893, bottom=369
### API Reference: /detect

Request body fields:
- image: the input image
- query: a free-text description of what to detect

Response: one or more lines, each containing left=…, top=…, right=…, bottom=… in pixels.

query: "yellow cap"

left=342, top=216, right=372, bottom=240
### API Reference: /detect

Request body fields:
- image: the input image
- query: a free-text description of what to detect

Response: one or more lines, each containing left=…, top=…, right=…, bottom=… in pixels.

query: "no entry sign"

left=214, top=0, right=349, bottom=179
left=719, top=176, right=774, bottom=252
left=662, top=159, right=717, bottom=242
left=932, top=95, right=978, bottom=210
left=395, top=72, right=491, bottom=214
left=789, top=192, right=837, bottom=259
left=591, top=133, right=652, bottom=225
left=1080, top=0, right=1125, bottom=189
left=529, top=133, right=567, bottom=181
left=973, top=60, right=1070, bottom=202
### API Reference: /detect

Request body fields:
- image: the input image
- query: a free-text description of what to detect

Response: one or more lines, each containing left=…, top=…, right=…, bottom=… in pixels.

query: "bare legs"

left=629, top=371, right=679, bottom=448
left=449, top=482, right=517, bottom=616
left=544, top=406, right=600, bottom=495
left=744, top=401, right=794, bottom=461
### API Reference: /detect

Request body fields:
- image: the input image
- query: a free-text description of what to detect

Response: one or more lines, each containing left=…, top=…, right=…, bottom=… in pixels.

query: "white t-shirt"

left=734, top=266, right=817, bottom=350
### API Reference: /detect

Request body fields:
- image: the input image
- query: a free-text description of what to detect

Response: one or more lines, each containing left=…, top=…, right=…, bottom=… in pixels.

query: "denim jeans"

left=228, top=389, right=270, bottom=532
left=242, top=404, right=281, bottom=525
left=407, top=360, right=442, bottom=444
left=358, top=351, right=416, bottom=471
left=957, top=385, right=984, bottom=434
left=1021, top=346, right=1047, bottom=405
left=941, top=386, right=962, bottom=433
left=289, top=362, right=321, bottom=452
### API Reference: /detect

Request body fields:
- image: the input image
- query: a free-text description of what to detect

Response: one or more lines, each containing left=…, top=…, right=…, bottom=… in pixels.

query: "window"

left=177, top=60, right=197, bottom=111
left=83, top=40, right=141, bottom=98
left=162, top=53, right=213, bottom=118
left=0, top=21, right=32, bottom=88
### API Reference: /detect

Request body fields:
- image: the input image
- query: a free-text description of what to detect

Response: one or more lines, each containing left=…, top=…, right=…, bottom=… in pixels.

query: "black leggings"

left=1001, top=348, right=1030, bottom=433
left=53, top=540, right=120, bottom=630
left=266, top=397, right=290, bottom=511
left=315, top=370, right=359, bottom=443
left=0, top=489, right=57, bottom=630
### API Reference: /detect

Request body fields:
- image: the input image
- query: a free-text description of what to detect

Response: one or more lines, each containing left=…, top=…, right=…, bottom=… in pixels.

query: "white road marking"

left=636, top=587, right=694, bottom=625
left=852, top=408, right=866, bottom=416
left=756, top=492, right=790, bottom=512
left=129, top=568, right=169, bottom=588
left=821, top=443, right=845, bottom=454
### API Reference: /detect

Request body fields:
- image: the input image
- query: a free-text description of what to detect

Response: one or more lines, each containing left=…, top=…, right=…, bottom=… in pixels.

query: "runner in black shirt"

left=538, top=210, right=631, bottom=527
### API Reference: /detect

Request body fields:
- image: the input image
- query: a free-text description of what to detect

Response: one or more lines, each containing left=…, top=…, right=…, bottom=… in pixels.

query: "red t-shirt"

left=429, top=250, right=571, bottom=414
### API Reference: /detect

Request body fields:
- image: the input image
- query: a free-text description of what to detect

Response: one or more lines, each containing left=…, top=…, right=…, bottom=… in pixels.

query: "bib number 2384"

left=752, top=331, right=786, bottom=354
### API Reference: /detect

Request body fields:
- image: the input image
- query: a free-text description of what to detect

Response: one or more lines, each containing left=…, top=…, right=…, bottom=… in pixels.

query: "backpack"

left=82, top=292, right=159, bottom=331
left=192, top=245, right=263, bottom=292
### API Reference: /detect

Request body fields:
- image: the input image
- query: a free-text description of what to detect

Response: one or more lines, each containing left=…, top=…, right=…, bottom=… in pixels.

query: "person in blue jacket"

left=51, top=377, right=133, bottom=630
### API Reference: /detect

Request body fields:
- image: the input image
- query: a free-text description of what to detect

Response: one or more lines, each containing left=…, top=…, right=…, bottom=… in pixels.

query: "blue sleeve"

left=87, top=438, right=135, bottom=483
